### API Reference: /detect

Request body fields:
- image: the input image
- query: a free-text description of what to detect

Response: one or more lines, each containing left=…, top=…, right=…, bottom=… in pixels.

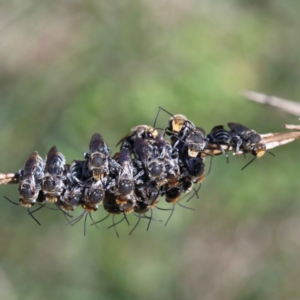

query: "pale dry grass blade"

left=242, top=90, right=300, bottom=116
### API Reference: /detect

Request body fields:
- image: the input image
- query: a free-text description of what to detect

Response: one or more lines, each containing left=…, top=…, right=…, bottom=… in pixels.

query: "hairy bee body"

left=86, top=133, right=110, bottom=181
left=18, top=151, right=45, bottom=207
left=42, top=146, right=66, bottom=203
left=228, top=123, right=266, bottom=157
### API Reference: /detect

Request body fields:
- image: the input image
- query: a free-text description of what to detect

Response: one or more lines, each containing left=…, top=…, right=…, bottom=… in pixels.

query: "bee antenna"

left=169, top=132, right=185, bottom=144
left=241, top=156, right=257, bottom=171
left=177, top=202, right=195, bottom=211
left=68, top=211, right=86, bottom=226
left=28, top=204, right=45, bottom=214
left=107, top=215, right=125, bottom=229
left=27, top=208, right=41, bottom=226
left=155, top=206, right=173, bottom=211
left=146, top=208, right=153, bottom=231
left=153, top=107, right=174, bottom=128
left=44, top=206, right=59, bottom=211
left=267, top=151, right=275, bottom=157
left=108, top=215, right=119, bottom=238
left=185, top=184, right=201, bottom=203
left=159, top=107, right=175, bottom=118
left=206, top=156, right=213, bottom=176
left=123, top=212, right=130, bottom=226
left=164, top=204, right=175, bottom=227
left=153, top=108, right=161, bottom=128
left=88, top=212, right=99, bottom=229
left=61, top=210, right=73, bottom=225
left=83, top=213, right=89, bottom=236
left=133, top=212, right=162, bottom=223
left=55, top=204, right=73, bottom=218
left=129, top=214, right=141, bottom=236
left=4, top=196, right=19, bottom=206
left=90, top=214, right=109, bottom=226
left=30, top=204, right=59, bottom=215
left=146, top=215, right=163, bottom=222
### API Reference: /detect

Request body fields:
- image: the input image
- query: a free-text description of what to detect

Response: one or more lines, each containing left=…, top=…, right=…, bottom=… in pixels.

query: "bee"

left=183, top=127, right=207, bottom=158
left=173, top=132, right=206, bottom=185
left=18, top=151, right=44, bottom=207
left=42, top=146, right=66, bottom=203
left=54, top=160, right=85, bottom=219
left=103, top=191, right=123, bottom=215
left=163, top=176, right=194, bottom=204
left=82, top=180, right=105, bottom=212
left=155, top=107, right=196, bottom=139
left=135, top=181, right=161, bottom=208
left=156, top=107, right=207, bottom=158
left=165, top=185, right=182, bottom=205
left=228, top=122, right=269, bottom=170
left=228, top=123, right=265, bottom=155
left=133, top=137, right=166, bottom=185
left=206, top=125, right=232, bottom=162
left=168, top=114, right=195, bottom=147
left=168, top=114, right=192, bottom=133
left=3, top=151, right=45, bottom=225
left=101, top=191, right=130, bottom=237
left=84, top=133, right=110, bottom=181
left=160, top=177, right=196, bottom=226
left=113, top=148, right=137, bottom=212
left=151, top=134, right=180, bottom=182
left=68, top=177, right=111, bottom=234
left=117, top=124, right=159, bottom=151
left=129, top=182, right=162, bottom=235
left=183, top=156, right=206, bottom=184
left=57, top=186, right=83, bottom=213
left=171, top=124, right=207, bottom=161
left=66, top=160, right=85, bottom=186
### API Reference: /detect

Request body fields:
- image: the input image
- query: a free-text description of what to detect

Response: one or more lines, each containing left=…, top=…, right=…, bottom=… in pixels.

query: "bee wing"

left=118, top=148, right=132, bottom=165
left=45, top=146, right=65, bottom=175
left=209, top=125, right=225, bottom=133
left=227, top=122, right=250, bottom=135
left=195, top=127, right=206, bottom=136
left=134, top=137, right=150, bottom=161
left=116, top=132, right=134, bottom=147
left=23, top=151, right=40, bottom=178
left=89, top=133, right=104, bottom=154
left=45, top=146, right=58, bottom=171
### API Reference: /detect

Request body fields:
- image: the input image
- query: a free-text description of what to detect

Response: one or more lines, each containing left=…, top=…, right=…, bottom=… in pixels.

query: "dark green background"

left=0, top=1, right=300, bottom=299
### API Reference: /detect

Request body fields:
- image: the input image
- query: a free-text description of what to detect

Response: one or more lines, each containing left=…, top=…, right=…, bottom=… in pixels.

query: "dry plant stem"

left=0, top=173, right=19, bottom=185
left=242, top=90, right=300, bottom=116
left=283, top=122, right=300, bottom=131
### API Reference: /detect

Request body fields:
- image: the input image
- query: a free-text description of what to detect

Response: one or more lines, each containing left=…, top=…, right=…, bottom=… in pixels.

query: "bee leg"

left=133, top=170, right=145, bottom=181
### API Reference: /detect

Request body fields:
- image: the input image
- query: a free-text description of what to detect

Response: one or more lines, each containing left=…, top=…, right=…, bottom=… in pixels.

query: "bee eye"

left=119, top=180, right=133, bottom=195
left=149, top=163, right=163, bottom=177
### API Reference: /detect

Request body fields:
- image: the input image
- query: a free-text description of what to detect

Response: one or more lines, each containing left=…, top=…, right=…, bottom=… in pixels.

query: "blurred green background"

left=0, top=1, right=300, bottom=299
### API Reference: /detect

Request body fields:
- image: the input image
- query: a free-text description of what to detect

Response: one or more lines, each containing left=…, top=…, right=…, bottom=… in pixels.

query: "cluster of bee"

left=5, top=108, right=269, bottom=235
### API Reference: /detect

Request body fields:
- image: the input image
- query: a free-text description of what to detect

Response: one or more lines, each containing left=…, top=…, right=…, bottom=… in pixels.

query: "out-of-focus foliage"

left=0, top=0, right=300, bottom=299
